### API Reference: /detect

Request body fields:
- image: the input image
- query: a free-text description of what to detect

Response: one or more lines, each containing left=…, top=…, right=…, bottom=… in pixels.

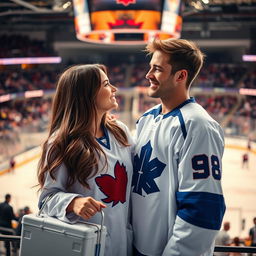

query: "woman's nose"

left=111, top=84, right=117, bottom=92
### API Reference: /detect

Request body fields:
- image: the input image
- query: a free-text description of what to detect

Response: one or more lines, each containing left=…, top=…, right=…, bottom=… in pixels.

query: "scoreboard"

left=73, top=0, right=182, bottom=44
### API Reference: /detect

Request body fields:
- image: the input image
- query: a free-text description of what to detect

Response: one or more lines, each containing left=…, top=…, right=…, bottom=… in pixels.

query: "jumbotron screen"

left=73, top=0, right=182, bottom=44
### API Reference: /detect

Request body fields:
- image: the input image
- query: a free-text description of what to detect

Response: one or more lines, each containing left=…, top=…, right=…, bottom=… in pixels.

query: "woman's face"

left=95, top=70, right=118, bottom=114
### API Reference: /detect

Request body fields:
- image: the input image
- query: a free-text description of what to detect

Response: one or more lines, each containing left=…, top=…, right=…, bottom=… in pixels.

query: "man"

left=0, top=194, right=18, bottom=256
left=9, top=157, right=16, bottom=173
left=131, top=38, right=226, bottom=256
left=241, top=152, right=249, bottom=169
left=214, top=221, right=231, bottom=256
left=16, top=206, right=32, bottom=236
left=249, top=217, right=256, bottom=247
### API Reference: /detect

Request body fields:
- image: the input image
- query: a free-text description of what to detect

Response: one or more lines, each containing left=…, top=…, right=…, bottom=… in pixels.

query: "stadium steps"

left=124, top=64, right=134, bottom=88
left=221, top=96, right=243, bottom=128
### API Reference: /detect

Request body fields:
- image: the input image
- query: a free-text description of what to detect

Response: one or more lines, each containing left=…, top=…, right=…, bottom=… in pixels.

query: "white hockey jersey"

left=39, top=121, right=134, bottom=256
left=131, top=97, right=226, bottom=256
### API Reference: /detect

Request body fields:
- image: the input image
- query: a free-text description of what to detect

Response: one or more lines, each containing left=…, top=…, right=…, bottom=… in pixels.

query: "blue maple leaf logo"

left=132, top=141, right=166, bottom=196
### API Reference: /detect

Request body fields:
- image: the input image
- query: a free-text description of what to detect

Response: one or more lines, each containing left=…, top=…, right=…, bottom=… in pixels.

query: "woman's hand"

left=66, top=197, right=106, bottom=220
left=106, top=112, right=117, bottom=122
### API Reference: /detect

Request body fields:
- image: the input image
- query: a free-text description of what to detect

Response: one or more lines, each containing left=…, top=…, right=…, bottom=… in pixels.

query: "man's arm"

left=163, top=122, right=226, bottom=256
left=249, top=228, right=253, bottom=242
left=7, top=205, right=18, bottom=222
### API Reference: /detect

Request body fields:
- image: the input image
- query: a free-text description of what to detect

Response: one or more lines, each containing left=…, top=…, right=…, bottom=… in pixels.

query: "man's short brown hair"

left=146, top=38, right=205, bottom=88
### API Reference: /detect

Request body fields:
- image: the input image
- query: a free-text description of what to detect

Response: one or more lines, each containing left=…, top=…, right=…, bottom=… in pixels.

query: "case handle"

left=37, top=193, right=55, bottom=217
left=95, top=210, right=104, bottom=256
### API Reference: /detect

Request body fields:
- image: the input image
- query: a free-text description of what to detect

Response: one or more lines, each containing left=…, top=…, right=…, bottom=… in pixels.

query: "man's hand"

left=106, top=112, right=117, bottom=122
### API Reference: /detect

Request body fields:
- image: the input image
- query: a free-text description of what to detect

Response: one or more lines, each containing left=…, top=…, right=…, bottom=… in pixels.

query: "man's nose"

left=145, top=70, right=152, bottom=79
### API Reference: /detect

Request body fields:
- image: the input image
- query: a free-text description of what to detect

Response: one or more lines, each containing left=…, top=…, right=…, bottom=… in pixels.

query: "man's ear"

left=175, top=70, right=187, bottom=82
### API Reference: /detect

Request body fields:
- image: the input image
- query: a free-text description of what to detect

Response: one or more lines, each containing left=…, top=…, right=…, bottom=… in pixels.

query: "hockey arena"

left=1, top=0, right=256, bottom=255
left=0, top=139, right=256, bottom=239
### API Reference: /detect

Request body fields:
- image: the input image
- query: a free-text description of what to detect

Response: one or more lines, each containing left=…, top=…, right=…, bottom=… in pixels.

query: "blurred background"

left=0, top=0, right=256, bottom=252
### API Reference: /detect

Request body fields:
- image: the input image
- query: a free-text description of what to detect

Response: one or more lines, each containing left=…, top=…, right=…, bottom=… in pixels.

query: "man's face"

left=145, top=50, right=175, bottom=99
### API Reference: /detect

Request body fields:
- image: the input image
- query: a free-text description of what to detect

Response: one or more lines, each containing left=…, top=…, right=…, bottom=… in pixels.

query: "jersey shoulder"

left=115, top=119, right=129, bottom=131
left=114, top=120, right=135, bottom=146
left=182, top=102, right=222, bottom=129
left=137, top=104, right=161, bottom=123
left=181, top=102, right=225, bottom=145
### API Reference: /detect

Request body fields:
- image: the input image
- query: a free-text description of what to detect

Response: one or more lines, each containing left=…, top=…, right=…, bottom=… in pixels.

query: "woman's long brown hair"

left=37, top=64, right=129, bottom=189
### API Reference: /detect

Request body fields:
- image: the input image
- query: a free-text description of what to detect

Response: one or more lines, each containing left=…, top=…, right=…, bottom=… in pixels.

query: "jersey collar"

left=162, top=97, right=196, bottom=119
left=141, top=97, right=195, bottom=120
left=96, top=126, right=110, bottom=150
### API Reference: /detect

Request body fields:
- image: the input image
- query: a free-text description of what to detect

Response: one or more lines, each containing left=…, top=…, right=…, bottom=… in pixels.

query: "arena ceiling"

left=0, top=0, right=255, bottom=25
left=0, top=0, right=255, bottom=51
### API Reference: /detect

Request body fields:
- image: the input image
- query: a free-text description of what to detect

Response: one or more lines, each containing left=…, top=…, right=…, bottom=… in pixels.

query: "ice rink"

left=0, top=138, right=255, bottom=239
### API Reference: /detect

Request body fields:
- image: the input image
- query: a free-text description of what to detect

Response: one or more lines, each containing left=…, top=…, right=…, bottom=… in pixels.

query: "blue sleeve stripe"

left=163, top=109, right=187, bottom=139
left=176, top=191, right=226, bottom=230
left=177, top=111, right=187, bottom=139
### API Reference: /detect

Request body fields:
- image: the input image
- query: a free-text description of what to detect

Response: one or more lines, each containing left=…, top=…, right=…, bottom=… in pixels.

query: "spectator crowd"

left=1, top=32, right=256, bottom=164
left=0, top=34, right=56, bottom=58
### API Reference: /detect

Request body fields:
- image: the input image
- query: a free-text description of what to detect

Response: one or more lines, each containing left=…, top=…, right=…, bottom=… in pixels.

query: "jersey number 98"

left=192, top=154, right=221, bottom=180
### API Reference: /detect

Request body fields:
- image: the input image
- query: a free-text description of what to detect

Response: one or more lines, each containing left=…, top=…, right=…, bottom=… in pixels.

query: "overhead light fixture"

left=63, top=1, right=71, bottom=9
left=201, top=0, right=209, bottom=4
left=53, top=0, right=71, bottom=11
left=191, top=0, right=204, bottom=10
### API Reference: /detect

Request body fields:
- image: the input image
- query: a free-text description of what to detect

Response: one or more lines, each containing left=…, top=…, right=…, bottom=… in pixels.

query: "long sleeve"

left=162, top=121, right=226, bottom=256
left=38, top=163, right=83, bottom=223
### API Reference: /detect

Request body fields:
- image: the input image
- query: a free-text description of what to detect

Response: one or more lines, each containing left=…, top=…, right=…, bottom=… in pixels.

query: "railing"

left=0, top=234, right=20, bottom=242
left=215, top=245, right=256, bottom=253
left=0, top=227, right=15, bottom=234
left=0, top=234, right=256, bottom=255
left=0, top=227, right=19, bottom=256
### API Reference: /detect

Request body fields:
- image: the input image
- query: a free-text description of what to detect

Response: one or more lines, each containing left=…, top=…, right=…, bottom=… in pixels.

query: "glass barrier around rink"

left=0, top=119, right=48, bottom=165
left=1, top=96, right=256, bottom=167
left=225, top=115, right=256, bottom=139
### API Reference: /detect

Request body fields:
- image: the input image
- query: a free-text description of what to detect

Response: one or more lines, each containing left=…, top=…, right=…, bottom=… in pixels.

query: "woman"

left=37, top=64, right=134, bottom=256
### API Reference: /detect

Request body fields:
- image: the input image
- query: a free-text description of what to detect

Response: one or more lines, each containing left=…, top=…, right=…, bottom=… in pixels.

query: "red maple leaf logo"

left=95, top=161, right=128, bottom=207
left=116, top=0, right=136, bottom=6
left=108, top=19, right=143, bottom=29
